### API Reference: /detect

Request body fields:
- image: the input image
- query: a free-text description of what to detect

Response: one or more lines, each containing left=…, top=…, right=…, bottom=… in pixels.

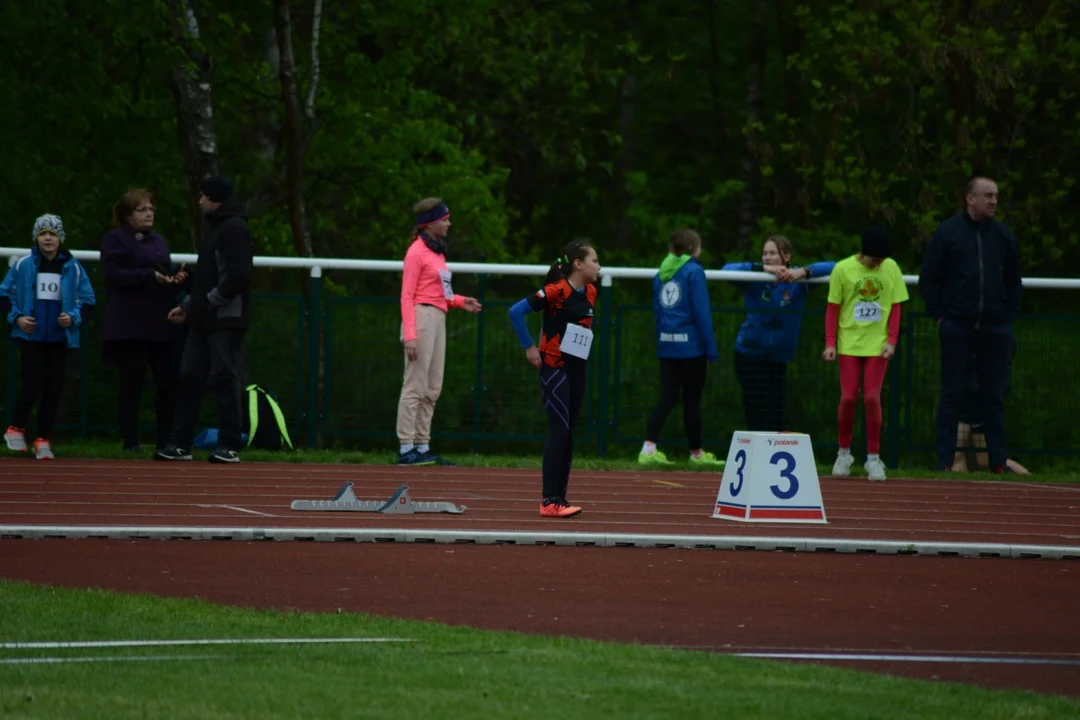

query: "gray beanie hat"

left=32, top=214, right=65, bottom=244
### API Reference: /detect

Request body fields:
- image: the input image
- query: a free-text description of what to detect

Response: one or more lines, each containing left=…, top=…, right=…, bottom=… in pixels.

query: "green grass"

left=1, top=581, right=1076, bottom=719
left=31, top=440, right=1080, bottom=484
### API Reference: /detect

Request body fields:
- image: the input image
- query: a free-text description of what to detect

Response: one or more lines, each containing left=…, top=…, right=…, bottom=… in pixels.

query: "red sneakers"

left=539, top=499, right=582, bottom=518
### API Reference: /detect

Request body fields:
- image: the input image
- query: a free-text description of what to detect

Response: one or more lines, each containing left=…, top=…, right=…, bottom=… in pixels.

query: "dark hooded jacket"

left=183, top=195, right=254, bottom=331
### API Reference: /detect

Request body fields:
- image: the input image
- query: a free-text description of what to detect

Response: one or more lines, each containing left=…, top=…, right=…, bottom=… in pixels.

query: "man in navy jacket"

left=918, top=176, right=1022, bottom=473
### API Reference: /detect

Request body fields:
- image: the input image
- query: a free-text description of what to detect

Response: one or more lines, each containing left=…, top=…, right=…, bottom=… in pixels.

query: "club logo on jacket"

left=660, top=281, right=681, bottom=308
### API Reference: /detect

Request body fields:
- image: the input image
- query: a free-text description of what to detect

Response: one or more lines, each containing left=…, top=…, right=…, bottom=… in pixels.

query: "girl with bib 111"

left=509, top=241, right=601, bottom=518
left=822, top=226, right=908, bottom=481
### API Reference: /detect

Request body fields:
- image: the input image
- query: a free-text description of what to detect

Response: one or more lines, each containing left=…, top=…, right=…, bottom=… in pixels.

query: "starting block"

left=291, top=483, right=466, bottom=514
left=712, top=431, right=827, bottom=524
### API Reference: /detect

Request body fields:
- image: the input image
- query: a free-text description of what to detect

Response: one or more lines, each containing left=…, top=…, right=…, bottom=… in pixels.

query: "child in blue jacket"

left=639, top=228, right=723, bottom=466
left=722, top=235, right=834, bottom=432
left=0, top=214, right=96, bottom=459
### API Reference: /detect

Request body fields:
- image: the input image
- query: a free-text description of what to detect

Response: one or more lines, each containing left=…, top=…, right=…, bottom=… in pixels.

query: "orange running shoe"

left=539, top=498, right=582, bottom=518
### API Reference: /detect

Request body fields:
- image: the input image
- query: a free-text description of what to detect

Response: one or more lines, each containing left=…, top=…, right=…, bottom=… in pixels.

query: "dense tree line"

left=4, top=0, right=1077, bottom=301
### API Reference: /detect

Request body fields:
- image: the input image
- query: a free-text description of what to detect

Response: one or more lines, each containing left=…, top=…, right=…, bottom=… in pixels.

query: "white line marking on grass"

left=195, top=504, right=277, bottom=517
left=1, top=637, right=412, bottom=650
left=0, top=654, right=227, bottom=665
left=736, top=652, right=1080, bottom=666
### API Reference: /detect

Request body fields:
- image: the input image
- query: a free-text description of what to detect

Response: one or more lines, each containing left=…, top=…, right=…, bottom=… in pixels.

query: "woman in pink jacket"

left=396, top=198, right=482, bottom=466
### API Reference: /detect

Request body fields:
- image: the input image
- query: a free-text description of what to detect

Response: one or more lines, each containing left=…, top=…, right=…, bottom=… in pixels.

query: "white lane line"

left=735, top=652, right=1080, bottom=666
left=0, top=654, right=227, bottom=665
left=1, top=637, right=412, bottom=650
left=194, top=504, right=277, bottom=518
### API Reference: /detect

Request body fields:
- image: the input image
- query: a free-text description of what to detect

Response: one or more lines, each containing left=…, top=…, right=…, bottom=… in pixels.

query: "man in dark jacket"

left=155, top=175, right=254, bottom=464
left=918, top=176, right=1022, bottom=473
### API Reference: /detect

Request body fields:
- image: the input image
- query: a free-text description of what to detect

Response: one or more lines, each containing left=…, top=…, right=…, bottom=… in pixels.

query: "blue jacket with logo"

left=0, top=247, right=96, bottom=348
left=653, top=255, right=719, bottom=362
left=723, top=261, right=835, bottom=363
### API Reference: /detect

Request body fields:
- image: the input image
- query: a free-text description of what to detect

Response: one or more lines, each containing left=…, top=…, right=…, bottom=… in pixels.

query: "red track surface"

left=1, top=459, right=1078, bottom=699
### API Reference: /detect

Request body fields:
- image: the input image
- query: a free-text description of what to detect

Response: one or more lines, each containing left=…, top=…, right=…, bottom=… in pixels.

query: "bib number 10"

left=729, top=449, right=800, bottom=500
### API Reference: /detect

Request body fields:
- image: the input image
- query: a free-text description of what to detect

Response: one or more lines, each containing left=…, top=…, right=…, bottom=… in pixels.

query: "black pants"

left=169, top=328, right=245, bottom=451
left=539, top=361, right=587, bottom=500
left=14, top=341, right=67, bottom=440
left=106, top=340, right=178, bottom=450
left=733, top=351, right=788, bottom=432
left=645, top=355, right=707, bottom=449
left=936, top=320, right=1012, bottom=468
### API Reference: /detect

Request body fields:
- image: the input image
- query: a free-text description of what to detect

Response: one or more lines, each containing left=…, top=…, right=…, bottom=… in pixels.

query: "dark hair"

left=669, top=228, right=702, bottom=256
left=112, top=187, right=155, bottom=228
left=545, top=240, right=593, bottom=284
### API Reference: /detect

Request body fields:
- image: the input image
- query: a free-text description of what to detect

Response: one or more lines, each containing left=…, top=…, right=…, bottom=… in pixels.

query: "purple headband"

left=416, top=203, right=450, bottom=227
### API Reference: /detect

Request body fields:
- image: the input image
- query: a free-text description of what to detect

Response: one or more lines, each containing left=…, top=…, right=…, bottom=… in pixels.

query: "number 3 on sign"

left=769, top=451, right=799, bottom=499
left=729, top=449, right=746, bottom=496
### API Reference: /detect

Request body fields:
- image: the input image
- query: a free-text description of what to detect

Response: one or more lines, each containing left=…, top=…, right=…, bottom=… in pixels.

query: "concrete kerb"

left=0, top=525, right=1078, bottom=559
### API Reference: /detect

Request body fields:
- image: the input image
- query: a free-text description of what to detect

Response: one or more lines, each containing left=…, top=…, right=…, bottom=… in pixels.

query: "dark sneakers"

left=209, top=448, right=240, bottom=464
left=154, top=446, right=193, bottom=461
left=397, top=448, right=435, bottom=466
left=396, top=448, right=454, bottom=466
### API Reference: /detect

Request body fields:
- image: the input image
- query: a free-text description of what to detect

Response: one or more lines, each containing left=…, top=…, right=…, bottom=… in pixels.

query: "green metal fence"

left=3, top=263, right=1078, bottom=467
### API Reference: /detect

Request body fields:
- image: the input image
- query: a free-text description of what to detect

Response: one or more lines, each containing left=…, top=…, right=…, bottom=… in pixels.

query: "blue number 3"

left=769, top=451, right=799, bottom=499
left=729, top=449, right=746, bottom=496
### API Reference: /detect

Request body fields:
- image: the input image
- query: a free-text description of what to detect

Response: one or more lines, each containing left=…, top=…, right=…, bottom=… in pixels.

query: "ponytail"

left=544, top=239, right=592, bottom=285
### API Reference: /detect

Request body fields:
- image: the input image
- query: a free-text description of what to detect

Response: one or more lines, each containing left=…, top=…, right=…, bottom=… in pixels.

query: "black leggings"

left=733, top=351, right=788, bottom=431
left=645, top=355, right=707, bottom=449
left=107, top=340, right=178, bottom=450
left=13, top=341, right=68, bottom=439
left=539, top=361, right=588, bottom=501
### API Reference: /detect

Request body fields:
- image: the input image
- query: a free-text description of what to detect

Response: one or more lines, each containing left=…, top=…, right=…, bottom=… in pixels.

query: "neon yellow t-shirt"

left=827, top=255, right=909, bottom=356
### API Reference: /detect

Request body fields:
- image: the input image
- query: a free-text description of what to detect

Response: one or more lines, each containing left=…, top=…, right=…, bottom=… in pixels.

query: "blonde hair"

left=413, top=197, right=443, bottom=213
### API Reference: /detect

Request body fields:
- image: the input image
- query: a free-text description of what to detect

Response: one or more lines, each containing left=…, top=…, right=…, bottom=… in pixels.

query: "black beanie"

left=861, top=226, right=892, bottom=259
left=200, top=175, right=234, bottom=203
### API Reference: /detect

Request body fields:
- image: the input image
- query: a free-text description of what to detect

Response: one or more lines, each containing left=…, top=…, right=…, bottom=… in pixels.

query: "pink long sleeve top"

left=400, top=238, right=466, bottom=341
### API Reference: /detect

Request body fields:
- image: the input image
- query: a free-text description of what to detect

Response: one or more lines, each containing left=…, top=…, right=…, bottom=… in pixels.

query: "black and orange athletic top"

left=526, top=278, right=598, bottom=368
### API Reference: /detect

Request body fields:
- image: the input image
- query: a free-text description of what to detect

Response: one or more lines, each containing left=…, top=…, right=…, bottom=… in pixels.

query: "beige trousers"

left=396, top=304, right=447, bottom=445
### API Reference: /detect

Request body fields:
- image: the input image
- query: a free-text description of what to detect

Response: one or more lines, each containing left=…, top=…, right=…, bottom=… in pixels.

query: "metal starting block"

left=290, top=483, right=466, bottom=514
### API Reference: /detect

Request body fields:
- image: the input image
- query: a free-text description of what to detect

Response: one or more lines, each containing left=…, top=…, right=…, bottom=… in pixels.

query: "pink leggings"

left=838, top=355, right=889, bottom=454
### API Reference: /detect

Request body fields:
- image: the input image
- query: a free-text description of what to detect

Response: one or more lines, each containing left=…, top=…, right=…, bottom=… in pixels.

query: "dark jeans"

left=935, top=320, right=1012, bottom=468
left=733, top=351, right=788, bottom=431
left=169, top=328, right=245, bottom=451
left=14, top=341, right=67, bottom=439
left=106, top=340, right=178, bottom=450
left=539, top=361, right=587, bottom=500
left=645, top=355, right=707, bottom=449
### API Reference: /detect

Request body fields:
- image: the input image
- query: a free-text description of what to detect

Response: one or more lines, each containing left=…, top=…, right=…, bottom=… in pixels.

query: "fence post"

left=596, top=274, right=614, bottom=458
left=886, top=316, right=903, bottom=469
left=307, top=266, right=322, bottom=448
left=79, top=324, right=88, bottom=439
left=471, top=254, right=488, bottom=455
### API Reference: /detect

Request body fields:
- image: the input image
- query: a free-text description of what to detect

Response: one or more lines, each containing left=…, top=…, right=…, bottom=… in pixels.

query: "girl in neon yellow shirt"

left=822, top=227, right=909, bottom=481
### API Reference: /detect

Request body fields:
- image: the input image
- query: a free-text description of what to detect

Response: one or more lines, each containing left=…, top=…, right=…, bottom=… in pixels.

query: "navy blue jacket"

left=918, top=212, right=1022, bottom=327
left=652, top=257, right=719, bottom=362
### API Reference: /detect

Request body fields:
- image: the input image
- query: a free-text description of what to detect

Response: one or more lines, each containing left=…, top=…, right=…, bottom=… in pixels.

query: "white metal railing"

left=3, top=247, right=1078, bottom=289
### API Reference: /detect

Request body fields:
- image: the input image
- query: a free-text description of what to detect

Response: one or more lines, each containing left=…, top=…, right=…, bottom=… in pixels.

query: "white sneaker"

left=832, top=451, right=854, bottom=477
left=33, top=439, right=54, bottom=460
left=5, top=426, right=27, bottom=452
left=865, top=456, right=887, bottom=481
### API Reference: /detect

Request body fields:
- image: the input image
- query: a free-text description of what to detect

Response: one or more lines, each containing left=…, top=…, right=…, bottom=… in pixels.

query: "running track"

left=1, top=459, right=1078, bottom=698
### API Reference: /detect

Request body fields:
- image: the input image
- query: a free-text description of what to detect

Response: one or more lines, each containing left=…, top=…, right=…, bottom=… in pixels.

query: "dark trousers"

left=108, top=340, right=178, bottom=450
left=936, top=320, right=1012, bottom=468
left=14, top=341, right=67, bottom=439
left=733, top=351, right=788, bottom=431
left=645, top=355, right=707, bottom=449
left=169, top=328, right=245, bottom=451
left=539, top=361, right=587, bottom=500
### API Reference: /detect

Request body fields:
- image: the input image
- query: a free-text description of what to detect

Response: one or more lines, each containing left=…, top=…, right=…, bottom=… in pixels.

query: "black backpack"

left=242, top=384, right=294, bottom=451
